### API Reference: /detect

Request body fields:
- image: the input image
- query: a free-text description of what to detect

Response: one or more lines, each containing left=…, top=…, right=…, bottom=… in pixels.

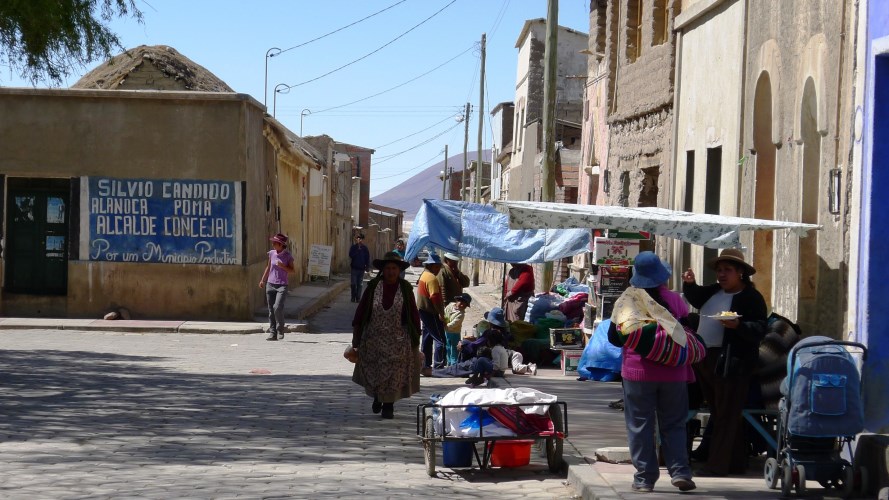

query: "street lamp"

left=300, top=108, right=312, bottom=136
left=273, top=83, right=290, bottom=118
left=264, top=47, right=281, bottom=109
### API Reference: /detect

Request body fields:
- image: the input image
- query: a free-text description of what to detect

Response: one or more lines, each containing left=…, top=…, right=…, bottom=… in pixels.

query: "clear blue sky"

left=1, top=0, right=590, bottom=196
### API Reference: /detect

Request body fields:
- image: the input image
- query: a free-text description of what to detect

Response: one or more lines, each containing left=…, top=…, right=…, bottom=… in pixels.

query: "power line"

left=375, top=121, right=463, bottom=163
left=487, top=0, right=511, bottom=40
left=312, top=44, right=476, bottom=115
left=374, top=114, right=460, bottom=149
left=372, top=151, right=442, bottom=181
left=272, top=0, right=409, bottom=57
left=278, top=0, right=457, bottom=90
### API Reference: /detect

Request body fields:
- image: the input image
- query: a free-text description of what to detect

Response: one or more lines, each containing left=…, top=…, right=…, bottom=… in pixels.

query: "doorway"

left=5, top=178, right=70, bottom=295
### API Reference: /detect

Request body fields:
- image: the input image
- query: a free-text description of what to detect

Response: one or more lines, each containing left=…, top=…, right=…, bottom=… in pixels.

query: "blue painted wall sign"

left=80, top=177, right=242, bottom=265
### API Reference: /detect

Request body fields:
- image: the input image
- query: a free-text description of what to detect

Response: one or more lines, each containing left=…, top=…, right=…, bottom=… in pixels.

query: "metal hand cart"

left=416, top=401, right=567, bottom=477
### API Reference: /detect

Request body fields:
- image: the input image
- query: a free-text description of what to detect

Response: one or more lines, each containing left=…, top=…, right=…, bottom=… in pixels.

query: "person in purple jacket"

left=608, top=252, right=696, bottom=493
left=259, top=233, right=295, bottom=341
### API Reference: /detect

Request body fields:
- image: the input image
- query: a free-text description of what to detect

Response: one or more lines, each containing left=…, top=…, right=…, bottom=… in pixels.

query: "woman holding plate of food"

left=681, top=248, right=768, bottom=477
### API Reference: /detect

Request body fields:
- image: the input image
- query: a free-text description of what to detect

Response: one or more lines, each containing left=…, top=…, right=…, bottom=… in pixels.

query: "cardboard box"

left=561, top=350, right=583, bottom=375
left=550, top=327, right=583, bottom=350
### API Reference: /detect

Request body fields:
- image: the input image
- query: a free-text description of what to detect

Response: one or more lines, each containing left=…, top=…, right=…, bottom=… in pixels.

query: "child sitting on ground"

left=466, top=346, right=494, bottom=387
left=488, top=331, right=537, bottom=376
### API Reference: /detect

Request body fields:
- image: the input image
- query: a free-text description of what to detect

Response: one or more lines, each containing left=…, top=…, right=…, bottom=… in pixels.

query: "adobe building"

left=0, top=46, right=327, bottom=321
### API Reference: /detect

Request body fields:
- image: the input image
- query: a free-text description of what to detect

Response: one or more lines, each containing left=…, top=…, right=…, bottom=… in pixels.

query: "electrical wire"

left=374, top=114, right=460, bottom=149
left=487, top=0, right=511, bottom=40
left=372, top=151, right=443, bottom=181
left=311, top=44, right=476, bottom=115
left=279, top=0, right=457, bottom=89
left=272, top=0, right=409, bottom=57
left=374, top=121, right=464, bottom=163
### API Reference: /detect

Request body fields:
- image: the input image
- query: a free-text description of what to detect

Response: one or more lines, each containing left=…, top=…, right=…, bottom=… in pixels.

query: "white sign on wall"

left=308, top=244, right=333, bottom=278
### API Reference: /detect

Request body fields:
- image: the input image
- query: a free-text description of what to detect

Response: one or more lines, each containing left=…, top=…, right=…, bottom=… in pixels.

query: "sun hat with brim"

left=708, top=248, right=756, bottom=276
left=484, top=307, right=508, bottom=328
left=453, top=293, right=472, bottom=306
left=373, top=251, right=410, bottom=271
left=630, top=251, right=671, bottom=288
left=269, top=233, right=288, bottom=246
left=422, top=253, right=442, bottom=265
left=443, top=252, right=461, bottom=262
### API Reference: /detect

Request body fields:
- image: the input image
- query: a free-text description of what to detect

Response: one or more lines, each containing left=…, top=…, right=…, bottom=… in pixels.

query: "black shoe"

left=277, top=332, right=284, bottom=340
left=671, top=477, right=697, bottom=492
left=266, top=335, right=277, bottom=341
left=381, top=403, right=394, bottom=419
left=372, top=398, right=382, bottom=414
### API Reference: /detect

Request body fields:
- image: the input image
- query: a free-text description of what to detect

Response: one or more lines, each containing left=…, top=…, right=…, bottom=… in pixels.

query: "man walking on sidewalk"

left=349, top=233, right=371, bottom=302
left=417, top=253, right=446, bottom=374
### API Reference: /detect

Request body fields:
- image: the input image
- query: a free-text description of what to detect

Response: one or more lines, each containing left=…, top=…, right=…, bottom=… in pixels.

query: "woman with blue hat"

left=607, top=251, right=698, bottom=493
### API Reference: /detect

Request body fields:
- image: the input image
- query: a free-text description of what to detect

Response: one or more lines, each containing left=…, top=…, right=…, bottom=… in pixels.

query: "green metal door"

left=5, top=179, right=70, bottom=295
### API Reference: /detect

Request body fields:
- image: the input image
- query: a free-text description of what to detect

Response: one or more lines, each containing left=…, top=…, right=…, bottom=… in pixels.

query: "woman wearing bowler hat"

left=682, top=248, right=768, bottom=477
left=350, top=251, right=421, bottom=419
left=259, top=233, right=295, bottom=341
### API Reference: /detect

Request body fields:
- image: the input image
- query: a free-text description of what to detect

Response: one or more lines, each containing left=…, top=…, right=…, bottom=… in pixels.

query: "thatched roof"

left=72, top=45, right=234, bottom=92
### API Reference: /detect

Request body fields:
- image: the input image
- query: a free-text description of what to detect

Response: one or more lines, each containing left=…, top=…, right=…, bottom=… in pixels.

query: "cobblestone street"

left=0, top=284, right=576, bottom=499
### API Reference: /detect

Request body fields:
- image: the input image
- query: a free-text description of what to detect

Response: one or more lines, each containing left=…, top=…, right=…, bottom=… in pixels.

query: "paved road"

left=0, top=285, right=575, bottom=499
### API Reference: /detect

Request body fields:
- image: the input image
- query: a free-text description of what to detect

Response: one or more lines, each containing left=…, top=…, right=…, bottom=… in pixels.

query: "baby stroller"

left=763, top=336, right=867, bottom=496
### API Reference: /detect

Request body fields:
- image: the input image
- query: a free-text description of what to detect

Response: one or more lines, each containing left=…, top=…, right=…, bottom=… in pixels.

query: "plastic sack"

left=577, top=319, right=622, bottom=380
left=460, top=406, right=496, bottom=430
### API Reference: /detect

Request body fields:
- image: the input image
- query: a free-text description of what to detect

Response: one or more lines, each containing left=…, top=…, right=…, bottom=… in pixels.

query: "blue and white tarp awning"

left=405, top=200, right=591, bottom=263
left=492, top=201, right=821, bottom=249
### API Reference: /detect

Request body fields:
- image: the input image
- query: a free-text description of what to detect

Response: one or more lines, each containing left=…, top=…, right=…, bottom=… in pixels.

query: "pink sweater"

left=620, top=285, right=696, bottom=383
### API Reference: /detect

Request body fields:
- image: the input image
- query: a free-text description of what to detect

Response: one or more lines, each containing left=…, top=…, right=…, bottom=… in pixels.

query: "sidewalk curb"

left=568, top=462, right=620, bottom=500
left=292, top=280, right=350, bottom=320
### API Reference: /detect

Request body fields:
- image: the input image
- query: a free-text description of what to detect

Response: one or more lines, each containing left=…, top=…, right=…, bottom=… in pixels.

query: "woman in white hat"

left=682, top=248, right=768, bottom=477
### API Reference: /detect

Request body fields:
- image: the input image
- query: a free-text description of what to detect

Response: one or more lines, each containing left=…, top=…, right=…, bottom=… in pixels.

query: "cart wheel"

left=781, top=459, right=793, bottom=497
left=546, top=405, right=565, bottom=473
left=795, top=464, right=807, bottom=495
left=764, top=457, right=780, bottom=490
left=839, top=465, right=855, bottom=497
left=423, top=415, right=436, bottom=477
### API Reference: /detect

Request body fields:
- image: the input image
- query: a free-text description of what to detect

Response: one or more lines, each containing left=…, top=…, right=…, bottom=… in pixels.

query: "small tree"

left=0, top=0, right=142, bottom=85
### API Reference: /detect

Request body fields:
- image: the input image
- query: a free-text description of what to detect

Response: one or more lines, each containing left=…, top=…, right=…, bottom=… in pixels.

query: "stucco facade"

left=671, top=0, right=746, bottom=284
left=0, top=88, right=323, bottom=321
left=739, top=0, right=854, bottom=338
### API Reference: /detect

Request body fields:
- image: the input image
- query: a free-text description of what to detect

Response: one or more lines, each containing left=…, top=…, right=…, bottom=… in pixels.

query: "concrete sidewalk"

left=0, top=273, right=350, bottom=335
left=461, top=280, right=798, bottom=500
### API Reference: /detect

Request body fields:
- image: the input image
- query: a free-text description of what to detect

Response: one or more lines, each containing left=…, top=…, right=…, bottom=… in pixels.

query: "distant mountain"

left=372, top=150, right=492, bottom=220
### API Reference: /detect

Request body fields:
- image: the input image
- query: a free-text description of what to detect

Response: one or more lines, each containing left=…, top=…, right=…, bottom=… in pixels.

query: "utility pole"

left=462, top=102, right=470, bottom=201
left=473, top=33, right=486, bottom=286
left=442, top=144, right=448, bottom=199
left=541, top=0, right=558, bottom=291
